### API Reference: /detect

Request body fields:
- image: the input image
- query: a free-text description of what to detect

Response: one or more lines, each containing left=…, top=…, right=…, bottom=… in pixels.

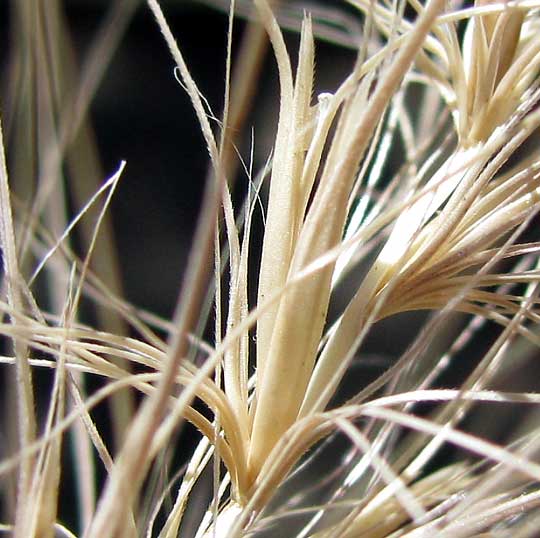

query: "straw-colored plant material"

left=2, top=0, right=540, bottom=537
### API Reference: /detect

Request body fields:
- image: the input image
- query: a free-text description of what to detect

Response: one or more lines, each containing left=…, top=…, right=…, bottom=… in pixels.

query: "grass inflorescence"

left=2, top=0, right=540, bottom=537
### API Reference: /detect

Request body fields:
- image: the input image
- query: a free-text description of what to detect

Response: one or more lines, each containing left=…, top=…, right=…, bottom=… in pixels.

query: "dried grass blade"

left=0, top=115, right=37, bottom=537
left=249, top=0, right=448, bottom=480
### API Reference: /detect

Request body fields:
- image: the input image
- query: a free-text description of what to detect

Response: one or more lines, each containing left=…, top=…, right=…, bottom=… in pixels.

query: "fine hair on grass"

left=2, top=0, right=540, bottom=537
